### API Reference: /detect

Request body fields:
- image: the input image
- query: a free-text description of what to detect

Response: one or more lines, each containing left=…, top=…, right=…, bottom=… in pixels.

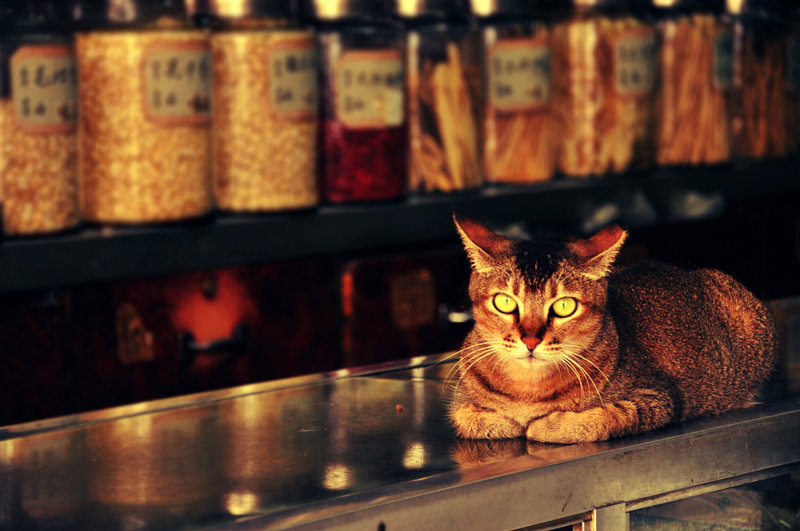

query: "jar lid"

left=392, top=0, right=465, bottom=19
left=725, top=0, right=779, bottom=14
left=651, top=0, right=724, bottom=10
left=297, top=0, right=386, bottom=22
left=184, top=0, right=290, bottom=20
left=71, top=0, right=186, bottom=28
left=561, top=0, right=632, bottom=8
left=468, top=0, right=547, bottom=17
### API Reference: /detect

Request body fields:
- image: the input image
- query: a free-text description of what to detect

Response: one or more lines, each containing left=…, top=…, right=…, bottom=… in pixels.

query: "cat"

left=449, top=215, right=778, bottom=444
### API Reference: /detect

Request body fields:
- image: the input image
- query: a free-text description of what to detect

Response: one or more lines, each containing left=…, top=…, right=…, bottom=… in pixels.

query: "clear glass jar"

left=552, top=0, right=657, bottom=177
left=74, top=0, right=212, bottom=224
left=399, top=0, right=482, bottom=193
left=473, top=0, right=555, bottom=184
left=654, top=0, right=732, bottom=166
left=0, top=0, right=79, bottom=236
left=188, top=0, right=319, bottom=213
left=301, top=0, right=407, bottom=203
left=728, top=0, right=789, bottom=159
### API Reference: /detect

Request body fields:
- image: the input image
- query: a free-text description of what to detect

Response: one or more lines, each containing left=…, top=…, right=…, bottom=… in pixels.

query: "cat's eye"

left=492, top=293, right=518, bottom=314
left=551, top=297, right=578, bottom=318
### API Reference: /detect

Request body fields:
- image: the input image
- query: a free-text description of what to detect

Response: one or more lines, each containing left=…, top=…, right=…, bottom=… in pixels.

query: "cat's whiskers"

left=447, top=342, right=506, bottom=395
left=559, top=347, right=607, bottom=408
left=558, top=342, right=613, bottom=387
left=554, top=353, right=586, bottom=402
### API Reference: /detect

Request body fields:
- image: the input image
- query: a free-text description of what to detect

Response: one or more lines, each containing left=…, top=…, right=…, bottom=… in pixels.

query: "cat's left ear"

left=453, top=214, right=511, bottom=272
left=569, top=225, right=628, bottom=280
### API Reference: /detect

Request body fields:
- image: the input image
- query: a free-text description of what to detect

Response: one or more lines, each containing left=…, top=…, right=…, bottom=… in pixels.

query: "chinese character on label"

left=11, top=45, right=78, bottom=133
left=614, top=30, right=656, bottom=96
left=489, top=37, right=551, bottom=111
left=336, top=50, right=404, bottom=129
left=269, top=38, right=318, bottom=118
left=143, top=41, right=211, bottom=125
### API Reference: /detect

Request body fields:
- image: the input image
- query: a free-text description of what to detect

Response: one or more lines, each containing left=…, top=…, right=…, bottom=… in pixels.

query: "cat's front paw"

left=526, top=411, right=610, bottom=443
left=451, top=403, right=524, bottom=439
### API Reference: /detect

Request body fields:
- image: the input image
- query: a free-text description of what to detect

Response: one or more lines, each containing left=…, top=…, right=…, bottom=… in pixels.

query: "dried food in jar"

left=656, top=14, right=732, bottom=165
left=732, top=28, right=789, bottom=159
left=76, top=31, right=212, bottom=223
left=409, top=39, right=481, bottom=192
left=0, top=44, right=79, bottom=235
left=211, top=31, right=318, bottom=212
left=552, top=16, right=656, bottom=177
left=484, top=28, right=555, bottom=183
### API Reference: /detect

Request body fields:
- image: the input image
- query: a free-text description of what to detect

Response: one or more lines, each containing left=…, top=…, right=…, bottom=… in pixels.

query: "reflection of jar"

left=74, top=0, right=212, bottom=224
left=552, top=0, right=656, bottom=177
left=728, top=0, right=789, bottom=159
left=654, top=0, right=732, bottom=166
left=399, top=0, right=482, bottom=193
left=188, top=0, right=319, bottom=213
left=473, top=0, right=556, bottom=184
left=0, top=0, right=79, bottom=236
left=301, top=0, right=407, bottom=203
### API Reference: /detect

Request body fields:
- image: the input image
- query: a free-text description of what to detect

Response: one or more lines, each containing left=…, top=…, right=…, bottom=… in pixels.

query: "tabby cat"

left=450, top=215, right=778, bottom=443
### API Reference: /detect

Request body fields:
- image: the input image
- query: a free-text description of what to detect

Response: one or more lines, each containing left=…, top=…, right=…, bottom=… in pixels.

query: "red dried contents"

left=320, top=120, right=407, bottom=203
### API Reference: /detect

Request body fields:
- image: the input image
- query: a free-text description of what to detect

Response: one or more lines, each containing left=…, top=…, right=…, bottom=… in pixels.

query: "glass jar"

left=728, top=0, right=789, bottom=159
left=0, top=0, right=79, bottom=236
left=399, top=0, right=482, bottom=193
left=473, top=0, right=556, bottom=184
left=654, top=0, right=732, bottom=166
left=73, top=0, right=212, bottom=224
left=552, top=0, right=657, bottom=177
left=188, top=0, right=319, bottom=213
left=301, top=0, right=407, bottom=203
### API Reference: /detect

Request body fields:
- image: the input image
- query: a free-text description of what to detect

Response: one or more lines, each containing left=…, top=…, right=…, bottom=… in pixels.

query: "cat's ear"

left=569, top=225, right=627, bottom=280
left=453, top=214, right=511, bottom=272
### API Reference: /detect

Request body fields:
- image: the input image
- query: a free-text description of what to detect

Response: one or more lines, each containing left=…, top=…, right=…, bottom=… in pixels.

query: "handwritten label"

left=614, top=29, right=656, bottom=96
left=269, top=37, right=318, bottom=118
left=143, top=41, right=211, bottom=125
left=488, top=36, right=551, bottom=111
left=336, top=50, right=404, bottom=129
left=788, top=36, right=800, bottom=95
left=11, top=45, right=78, bottom=134
left=713, top=29, right=734, bottom=90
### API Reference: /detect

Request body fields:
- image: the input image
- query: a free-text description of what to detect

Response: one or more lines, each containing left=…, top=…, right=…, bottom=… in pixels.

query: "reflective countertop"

left=1, top=355, right=799, bottom=530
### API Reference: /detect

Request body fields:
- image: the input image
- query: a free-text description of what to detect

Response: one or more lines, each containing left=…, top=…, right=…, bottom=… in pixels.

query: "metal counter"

left=1, top=355, right=799, bottom=530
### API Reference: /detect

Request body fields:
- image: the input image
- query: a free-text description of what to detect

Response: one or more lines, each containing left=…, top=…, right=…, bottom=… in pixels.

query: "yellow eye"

left=492, top=293, right=518, bottom=314
left=551, top=297, right=578, bottom=318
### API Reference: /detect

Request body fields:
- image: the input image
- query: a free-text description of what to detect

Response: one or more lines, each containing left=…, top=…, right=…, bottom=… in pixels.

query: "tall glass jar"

left=301, top=0, right=407, bottom=204
left=73, top=0, right=212, bottom=224
left=552, top=0, right=657, bottom=177
left=188, top=0, right=319, bottom=213
left=399, top=0, right=482, bottom=193
left=0, top=0, right=79, bottom=236
left=728, top=0, right=788, bottom=159
left=654, top=0, right=732, bottom=166
left=472, top=0, right=556, bottom=184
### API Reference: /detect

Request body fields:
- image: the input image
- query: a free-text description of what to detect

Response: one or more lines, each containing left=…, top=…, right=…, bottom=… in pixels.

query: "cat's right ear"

left=569, top=224, right=628, bottom=280
left=453, top=214, right=510, bottom=272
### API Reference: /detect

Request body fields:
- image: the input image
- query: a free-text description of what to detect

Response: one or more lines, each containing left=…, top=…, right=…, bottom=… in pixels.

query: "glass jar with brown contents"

left=188, top=0, right=319, bottom=213
left=654, top=0, right=733, bottom=166
left=399, top=0, right=483, bottom=193
left=552, top=0, right=657, bottom=178
left=73, top=0, right=212, bottom=224
left=728, top=0, right=789, bottom=159
left=473, top=0, right=556, bottom=184
left=0, top=0, right=79, bottom=236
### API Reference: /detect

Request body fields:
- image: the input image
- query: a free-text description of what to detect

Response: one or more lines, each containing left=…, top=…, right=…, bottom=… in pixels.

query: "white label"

left=335, top=50, right=404, bottom=129
left=11, top=45, right=78, bottom=133
left=614, top=29, right=656, bottom=96
left=269, top=37, right=318, bottom=117
left=143, top=41, right=211, bottom=125
left=488, top=36, right=551, bottom=111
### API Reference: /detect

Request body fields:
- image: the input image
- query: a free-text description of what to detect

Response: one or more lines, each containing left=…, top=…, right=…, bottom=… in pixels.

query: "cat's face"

left=455, top=216, right=626, bottom=378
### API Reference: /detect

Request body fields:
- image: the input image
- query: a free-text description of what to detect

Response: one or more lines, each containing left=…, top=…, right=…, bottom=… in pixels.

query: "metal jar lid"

left=184, top=0, right=290, bottom=20
left=469, top=0, right=545, bottom=17
left=724, top=0, right=779, bottom=15
left=71, top=0, right=187, bottom=28
left=297, top=0, right=387, bottom=22
left=651, top=0, right=724, bottom=9
left=392, top=0, right=466, bottom=19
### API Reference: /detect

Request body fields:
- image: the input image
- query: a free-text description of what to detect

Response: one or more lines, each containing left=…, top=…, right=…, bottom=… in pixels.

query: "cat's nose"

left=521, top=336, right=541, bottom=351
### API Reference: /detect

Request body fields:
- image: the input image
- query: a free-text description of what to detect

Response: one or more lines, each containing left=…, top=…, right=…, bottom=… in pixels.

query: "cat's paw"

left=526, top=411, right=610, bottom=443
left=451, top=403, right=524, bottom=439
